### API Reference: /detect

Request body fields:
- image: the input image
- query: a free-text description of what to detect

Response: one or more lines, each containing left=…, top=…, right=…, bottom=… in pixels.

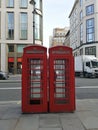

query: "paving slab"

left=77, top=111, right=98, bottom=130
left=0, top=105, right=8, bottom=119
left=2, top=105, right=21, bottom=120
left=76, top=99, right=98, bottom=111
left=76, top=99, right=98, bottom=130
left=59, top=112, right=78, bottom=119
left=39, top=128, right=62, bottom=130
left=39, top=114, right=61, bottom=128
left=0, top=119, right=17, bottom=130
left=60, top=115, right=85, bottom=130
left=14, top=114, right=39, bottom=130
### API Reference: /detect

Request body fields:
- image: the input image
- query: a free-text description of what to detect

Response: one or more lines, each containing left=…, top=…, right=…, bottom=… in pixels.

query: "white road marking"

left=0, top=86, right=98, bottom=90
left=0, top=87, right=21, bottom=90
left=76, top=86, right=98, bottom=88
left=0, top=100, right=21, bottom=104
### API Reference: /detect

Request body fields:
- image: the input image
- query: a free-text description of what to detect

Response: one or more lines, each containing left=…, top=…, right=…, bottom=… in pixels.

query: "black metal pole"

left=33, top=8, right=35, bottom=45
left=30, top=0, right=36, bottom=45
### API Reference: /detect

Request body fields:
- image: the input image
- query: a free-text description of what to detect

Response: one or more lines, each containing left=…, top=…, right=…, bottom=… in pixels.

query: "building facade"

left=0, top=0, right=43, bottom=74
left=49, top=27, right=69, bottom=47
left=64, top=30, right=70, bottom=47
left=69, top=0, right=98, bottom=57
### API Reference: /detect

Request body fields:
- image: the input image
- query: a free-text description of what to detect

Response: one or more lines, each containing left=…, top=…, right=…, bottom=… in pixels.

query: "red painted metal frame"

left=49, top=46, right=75, bottom=112
left=22, top=45, right=47, bottom=113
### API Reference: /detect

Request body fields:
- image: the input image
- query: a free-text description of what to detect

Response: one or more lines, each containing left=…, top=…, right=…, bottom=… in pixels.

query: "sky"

left=43, top=0, right=75, bottom=48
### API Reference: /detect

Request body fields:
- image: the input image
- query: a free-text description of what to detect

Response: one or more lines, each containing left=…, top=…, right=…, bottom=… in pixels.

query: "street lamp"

left=29, top=0, right=36, bottom=45
left=29, top=0, right=42, bottom=45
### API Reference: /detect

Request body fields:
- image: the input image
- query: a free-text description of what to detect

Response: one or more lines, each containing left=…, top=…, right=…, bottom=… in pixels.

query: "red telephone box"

left=49, top=46, right=75, bottom=112
left=22, top=45, right=47, bottom=113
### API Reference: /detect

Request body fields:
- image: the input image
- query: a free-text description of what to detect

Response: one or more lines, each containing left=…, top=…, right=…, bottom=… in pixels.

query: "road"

left=0, top=81, right=21, bottom=101
left=0, top=77, right=98, bottom=101
left=75, top=77, right=98, bottom=87
left=75, top=77, right=98, bottom=99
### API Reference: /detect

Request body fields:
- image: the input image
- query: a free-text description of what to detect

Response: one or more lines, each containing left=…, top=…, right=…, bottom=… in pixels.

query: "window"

left=20, top=0, right=28, bottom=8
left=7, top=12, right=14, bottom=39
left=80, top=11, right=83, bottom=20
left=20, top=13, right=27, bottom=39
left=35, top=14, right=42, bottom=40
left=17, top=44, right=26, bottom=53
left=0, top=0, right=1, bottom=7
left=35, top=0, right=42, bottom=10
left=80, top=48, right=83, bottom=55
left=8, top=44, right=14, bottom=52
left=91, top=61, right=98, bottom=68
left=86, top=62, right=90, bottom=67
left=86, top=4, right=94, bottom=16
left=85, top=46, right=96, bottom=56
left=0, top=12, right=1, bottom=38
left=86, top=18, right=94, bottom=42
left=80, top=24, right=83, bottom=44
left=80, top=0, right=83, bottom=6
left=7, top=0, right=14, bottom=7
left=56, top=33, right=58, bottom=36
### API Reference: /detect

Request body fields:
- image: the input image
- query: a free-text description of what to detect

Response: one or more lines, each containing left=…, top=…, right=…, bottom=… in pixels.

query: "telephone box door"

left=22, top=45, right=47, bottom=113
left=49, top=46, right=75, bottom=112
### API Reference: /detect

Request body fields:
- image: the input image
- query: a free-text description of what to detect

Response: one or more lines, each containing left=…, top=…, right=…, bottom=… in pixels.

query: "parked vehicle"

left=0, top=71, right=9, bottom=80
left=75, top=55, right=98, bottom=78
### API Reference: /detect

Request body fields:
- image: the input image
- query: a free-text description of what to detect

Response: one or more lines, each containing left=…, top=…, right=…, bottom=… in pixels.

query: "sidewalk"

left=8, top=74, right=21, bottom=81
left=0, top=74, right=21, bottom=83
left=0, top=99, right=98, bottom=130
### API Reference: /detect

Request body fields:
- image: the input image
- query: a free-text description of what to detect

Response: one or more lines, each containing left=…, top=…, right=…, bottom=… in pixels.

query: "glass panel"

left=35, top=0, right=41, bottom=10
left=35, top=14, right=41, bottom=40
left=17, top=44, right=26, bottom=53
left=80, top=0, right=83, bottom=6
left=20, top=0, right=28, bottom=8
left=8, top=44, right=14, bottom=52
left=8, top=62, right=14, bottom=74
left=85, top=46, right=96, bottom=56
left=20, top=13, right=27, bottom=39
left=28, top=59, right=43, bottom=105
left=80, top=24, right=83, bottom=43
left=7, top=12, right=14, bottom=39
left=7, top=0, right=14, bottom=7
left=54, top=59, right=70, bottom=104
left=86, top=4, right=94, bottom=15
left=0, top=12, right=2, bottom=38
left=86, top=18, right=94, bottom=42
left=80, top=11, right=83, bottom=20
left=17, top=62, right=22, bottom=74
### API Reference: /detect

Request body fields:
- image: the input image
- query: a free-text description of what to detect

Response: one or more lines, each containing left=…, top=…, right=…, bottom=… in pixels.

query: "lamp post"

left=30, top=0, right=42, bottom=45
left=29, top=0, right=36, bottom=45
